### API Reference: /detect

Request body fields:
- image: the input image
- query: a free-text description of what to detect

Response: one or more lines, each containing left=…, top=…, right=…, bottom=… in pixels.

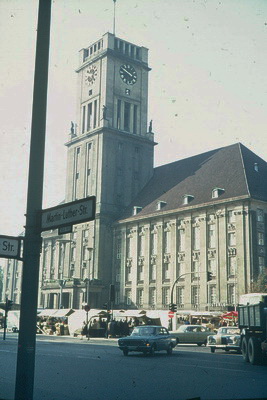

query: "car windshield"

left=131, top=326, right=156, bottom=336
left=219, top=328, right=240, bottom=335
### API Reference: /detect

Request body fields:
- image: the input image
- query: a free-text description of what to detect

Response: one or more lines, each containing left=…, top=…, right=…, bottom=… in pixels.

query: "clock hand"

left=121, top=67, right=133, bottom=78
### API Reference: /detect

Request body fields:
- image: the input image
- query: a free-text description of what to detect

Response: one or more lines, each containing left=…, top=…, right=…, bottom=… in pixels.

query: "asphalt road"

left=0, top=333, right=266, bottom=400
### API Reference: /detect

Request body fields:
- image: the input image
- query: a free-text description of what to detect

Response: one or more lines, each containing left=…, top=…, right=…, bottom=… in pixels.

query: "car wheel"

left=167, top=344, right=173, bottom=355
left=210, top=347, right=215, bottom=353
left=197, top=343, right=202, bottom=347
left=225, top=348, right=230, bottom=352
left=123, top=348, right=129, bottom=356
left=248, top=337, right=262, bottom=365
left=203, top=340, right=207, bottom=346
left=241, top=337, right=249, bottom=362
left=149, top=345, right=155, bottom=356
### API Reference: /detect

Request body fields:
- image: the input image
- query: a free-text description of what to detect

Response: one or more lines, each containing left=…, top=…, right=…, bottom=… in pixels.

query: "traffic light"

left=169, top=303, right=177, bottom=312
left=207, top=271, right=213, bottom=281
left=6, top=299, right=13, bottom=312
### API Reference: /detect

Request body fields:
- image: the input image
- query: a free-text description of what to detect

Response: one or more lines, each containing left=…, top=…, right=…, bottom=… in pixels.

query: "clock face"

left=119, top=64, right=137, bottom=85
left=85, top=65, right=97, bottom=85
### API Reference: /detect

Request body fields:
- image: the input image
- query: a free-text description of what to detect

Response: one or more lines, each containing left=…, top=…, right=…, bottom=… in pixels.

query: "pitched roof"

left=117, top=143, right=267, bottom=222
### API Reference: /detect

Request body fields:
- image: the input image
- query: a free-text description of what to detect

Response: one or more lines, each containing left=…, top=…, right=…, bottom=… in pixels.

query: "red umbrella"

left=221, top=311, right=238, bottom=319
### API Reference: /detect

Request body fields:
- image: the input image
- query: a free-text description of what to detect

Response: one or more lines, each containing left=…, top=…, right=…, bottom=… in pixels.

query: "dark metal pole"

left=3, top=297, right=7, bottom=341
left=15, top=1, right=51, bottom=399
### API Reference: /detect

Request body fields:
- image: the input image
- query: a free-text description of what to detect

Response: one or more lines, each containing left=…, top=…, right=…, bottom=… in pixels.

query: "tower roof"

left=117, top=143, right=267, bottom=222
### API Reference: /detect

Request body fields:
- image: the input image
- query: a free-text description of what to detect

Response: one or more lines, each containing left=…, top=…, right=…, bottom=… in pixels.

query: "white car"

left=207, top=327, right=241, bottom=353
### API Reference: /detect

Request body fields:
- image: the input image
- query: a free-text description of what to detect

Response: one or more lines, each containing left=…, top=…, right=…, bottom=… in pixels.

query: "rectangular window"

left=163, top=263, right=170, bottom=280
left=177, top=262, right=185, bottom=279
left=228, top=284, right=236, bottom=305
left=117, top=99, right=121, bottom=129
left=93, top=100, right=97, bottom=128
left=125, top=265, right=132, bottom=282
left=149, top=287, right=156, bottom=306
left=162, top=287, right=170, bottom=306
left=133, top=105, right=138, bottom=134
left=228, top=232, right=236, bottom=246
left=116, top=238, right=122, bottom=259
left=150, top=264, right=156, bottom=281
left=228, top=257, right=236, bottom=276
left=86, top=142, right=92, bottom=197
left=208, top=258, right=216, bottom=276
left=208, top=224, right=216, bottom=248
left=125, top=289, right=132, bottom=305
left=228, top=210, right=236, bottom=223
left=209, top=286, right=217, bottom=304
left=126, top=236, right=133, bottom=259
left=163, top=229, right=171, bottom=254
left=193, top=226, right=200, bottom=250
left=151, top=231, right=158, bottom=255
left=87, top=102, right=92, bottom=131
left=82, top=105, right=86, bottom=133
left=124, top=101, right=131, bottom=131
left=258, top=232, right=264, bottom=246
left=177, top=287, right=184, bottom=305
left=74, top=147, right=80, bottom=200
left=138, top=233, right=144, bottom=257
left=257, top=209, right=264, bottom=222
left=178, top=229, right=185, bottom=252
left=137, top=265, right=144, bottom=282
left=192, top=261, right=199, bottom=279
left=259, top=256, right=265, bottom=274
left=137, top=289, right=144, bottom=307
left=191, top=286, right=199, bottom=305
left=116, top=266, right=121, bottom=283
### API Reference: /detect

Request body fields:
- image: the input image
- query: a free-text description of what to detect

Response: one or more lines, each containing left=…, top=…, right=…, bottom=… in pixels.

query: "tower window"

left=82, top=105, right=86, bottom=134
left=136, top=47, right=140, bottom=60
left=93, top=100, right=97, bottom=128
left=117, top=99, right=121, bottom=129
left=130, top=45, right=135, bottom=58
left=124, top=102, right=131, bottom=132
left=87, top=103, right=92, bottom=131
left=133, top=105, right=138, bottom=134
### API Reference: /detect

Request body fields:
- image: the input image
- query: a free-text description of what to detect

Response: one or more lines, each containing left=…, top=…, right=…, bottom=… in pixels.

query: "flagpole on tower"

left=113, top=0, right=116, bottom=35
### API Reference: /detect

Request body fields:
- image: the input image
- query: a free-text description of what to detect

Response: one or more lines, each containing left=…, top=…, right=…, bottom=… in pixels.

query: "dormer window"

left=254, top=163, right=259, bottom=172
left=133, top=206, right=142, bottom=216
left=212, top=188, right=225, bottom=199
left=157, top=201, right=167, bottom=210
left=183, top=195, right=194, bottom=205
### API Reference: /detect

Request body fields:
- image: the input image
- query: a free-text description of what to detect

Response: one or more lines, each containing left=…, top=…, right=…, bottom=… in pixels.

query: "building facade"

left=1, top=33, right=267, bottom=312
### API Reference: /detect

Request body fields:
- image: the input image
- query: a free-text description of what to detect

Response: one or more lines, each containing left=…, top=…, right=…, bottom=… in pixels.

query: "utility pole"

left=14, top=1, right=52, bottom=399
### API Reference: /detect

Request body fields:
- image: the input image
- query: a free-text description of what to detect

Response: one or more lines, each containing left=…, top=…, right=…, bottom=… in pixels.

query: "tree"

left=251, top=272, right=267, bottom=293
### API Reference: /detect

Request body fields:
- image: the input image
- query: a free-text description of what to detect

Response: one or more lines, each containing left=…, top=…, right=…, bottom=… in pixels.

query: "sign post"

left=15, top=2, right=52, bottom=399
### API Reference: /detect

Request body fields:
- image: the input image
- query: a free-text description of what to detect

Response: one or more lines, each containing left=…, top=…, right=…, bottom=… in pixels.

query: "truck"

left=238, top=293, right=267, bottom=365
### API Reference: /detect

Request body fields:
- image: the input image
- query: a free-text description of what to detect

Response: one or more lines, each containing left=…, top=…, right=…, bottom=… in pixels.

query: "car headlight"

left=226, top=336, right=235, bottom=344
left=208, top=336, right=216, bottom=344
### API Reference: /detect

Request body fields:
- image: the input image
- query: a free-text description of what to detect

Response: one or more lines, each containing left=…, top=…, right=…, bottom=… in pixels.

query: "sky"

left=0, top=0, right=267, bottom=237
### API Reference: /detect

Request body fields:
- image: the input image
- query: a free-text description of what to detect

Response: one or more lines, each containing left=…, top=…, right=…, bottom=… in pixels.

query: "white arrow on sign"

left=41, top=196, right=96, bottom=232
left=0, top=235, right=22, bottom=259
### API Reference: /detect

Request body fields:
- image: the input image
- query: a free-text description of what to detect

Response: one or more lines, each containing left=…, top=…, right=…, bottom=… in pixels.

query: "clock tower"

left=64, top=32, right=155, bottom=307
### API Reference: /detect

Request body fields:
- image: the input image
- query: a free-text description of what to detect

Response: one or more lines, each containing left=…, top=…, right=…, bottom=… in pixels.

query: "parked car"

left=171, top=325, right=214, bottom=346
left=118, top=325, right=177, bottom=356
left=207, top=327, right=241, bottom=353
